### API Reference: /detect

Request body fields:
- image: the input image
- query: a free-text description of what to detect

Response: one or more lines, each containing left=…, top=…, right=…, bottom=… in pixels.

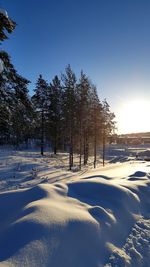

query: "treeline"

left=0, top=9, right=116, bottom=169
left=0, top=63, right=116, bottom=169
left=32, top=67, right=116, bottom=169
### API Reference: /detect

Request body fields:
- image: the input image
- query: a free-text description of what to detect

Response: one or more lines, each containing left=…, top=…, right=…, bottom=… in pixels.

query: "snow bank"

left=0, top=167, right=150, bottom=267
left=0, top=183, right=101, bottom=267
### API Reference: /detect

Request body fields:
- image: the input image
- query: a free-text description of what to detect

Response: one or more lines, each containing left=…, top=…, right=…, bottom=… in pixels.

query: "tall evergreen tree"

left=101, top=99, right=116, bottom=165
left=89, top=85, right=103, bottom=168
left=76, top=71, right=91, bottom=168
left=11, top=75, right=32, bottom=146
left=0, top=10, right=33, bottom=146
left=62, top=65, right=77, bottom=170
left=0, top=10, right=16, bottom=143
left=47, top=75, right=62, bottom=154
left=32, top=75, right=48, bottom=155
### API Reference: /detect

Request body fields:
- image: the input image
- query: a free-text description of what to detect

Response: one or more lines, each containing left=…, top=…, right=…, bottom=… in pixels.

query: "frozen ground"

left=0, top=146, right=150, bottom=266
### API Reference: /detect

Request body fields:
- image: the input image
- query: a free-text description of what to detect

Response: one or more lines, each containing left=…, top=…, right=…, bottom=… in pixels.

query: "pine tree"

left=0, top=10, right=33, bottom=146
left=101, top=99, right=116, bottom=165
left=0, top=9, right=16, bottom=43
left=0, top=9, right=16, bottom=74
left=11, top=74, right=32, bottom=147
left=61, top=65, right=77, bottom=170
left=32, top=75, right=48, bottom=155
left=0, top=10, right=16, bottom=143
left=47, top=75, right=62, bottom=154
left=89, top=85, right=103, bottom=168
left=76, top=71, right=91, bottom=169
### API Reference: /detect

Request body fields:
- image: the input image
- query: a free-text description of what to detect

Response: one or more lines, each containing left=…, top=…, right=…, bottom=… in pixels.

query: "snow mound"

left=0, top=169, right=150, bottom=267
left=68, top=178, right=140, bottom=214
left=0, top=183, right=101, bottom=267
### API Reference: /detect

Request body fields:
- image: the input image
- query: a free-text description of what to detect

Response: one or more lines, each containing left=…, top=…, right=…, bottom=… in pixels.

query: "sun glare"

left=117, top=99, right=150, bottom=134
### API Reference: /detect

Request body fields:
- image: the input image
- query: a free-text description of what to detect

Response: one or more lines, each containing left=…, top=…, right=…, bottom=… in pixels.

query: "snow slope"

left=0, top=149, right=150, bottom=266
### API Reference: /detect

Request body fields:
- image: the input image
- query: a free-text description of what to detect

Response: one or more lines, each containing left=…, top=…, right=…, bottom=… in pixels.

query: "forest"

left=0, top=9, right=116, bottom=170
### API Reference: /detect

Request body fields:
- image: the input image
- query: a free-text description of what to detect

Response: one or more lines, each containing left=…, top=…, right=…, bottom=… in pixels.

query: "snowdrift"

left=0, top=170, right=150, bottom=267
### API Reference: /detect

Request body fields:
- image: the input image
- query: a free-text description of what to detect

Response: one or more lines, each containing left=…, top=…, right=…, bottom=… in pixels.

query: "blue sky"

left=2, top=0, right=150, bottom=133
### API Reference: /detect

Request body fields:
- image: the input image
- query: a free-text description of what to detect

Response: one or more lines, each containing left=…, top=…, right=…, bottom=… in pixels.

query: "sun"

left=117, top=99, right=150, bottom=134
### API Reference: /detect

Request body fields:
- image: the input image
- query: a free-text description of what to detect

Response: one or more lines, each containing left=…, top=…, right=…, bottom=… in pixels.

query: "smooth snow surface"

left=0, top=148, right=150, bottom=266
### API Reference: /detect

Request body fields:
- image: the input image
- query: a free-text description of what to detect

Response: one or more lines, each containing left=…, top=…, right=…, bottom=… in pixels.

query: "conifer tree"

left=101, top=99, right=116, bottom=165
left=32, top=75, right=48, bottom=155
left=62, top=65, right=77, bottom=170
left=0, top=10, right=16, bottom=143
left=11, top=75, right=32, bottom=146
left=89, top=85, right=102, bottom=168
left=0, top=10, right=33, bottom=146
left=48, top=75, right=62, bottom=154
left=0, top=9, right=16, bottom=43
left=76, top=71, right=91, bottom=169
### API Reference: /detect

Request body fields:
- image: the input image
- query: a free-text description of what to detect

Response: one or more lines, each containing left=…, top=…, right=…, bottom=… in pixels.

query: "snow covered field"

left=0, top=146, right=150, bottom=267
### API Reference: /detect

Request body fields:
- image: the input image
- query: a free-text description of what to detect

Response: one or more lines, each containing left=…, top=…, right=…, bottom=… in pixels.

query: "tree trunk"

left=85, top=141, right=88, bottom=164
left=41, top=109, right=44, bottom=156
left=83, top=131, right=89, bottom=165
left=70, top=134, right=73, bottom=168
left=69, top=147, right=72, bottom=170
left=83, top=131, right=86, bottom=165
left=79, top=130, right=82, bottom=170
left=102, top=130, right=105, bottom=166
left=54, top=126, right=57, bottom=154
left=69, top=126, right=73, bottom=170
left=94, top=127, right=97, bottom=168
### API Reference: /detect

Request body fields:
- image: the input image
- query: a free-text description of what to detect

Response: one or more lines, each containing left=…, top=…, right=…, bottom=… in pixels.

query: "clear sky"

left=2, top=0, right=150, bottom=134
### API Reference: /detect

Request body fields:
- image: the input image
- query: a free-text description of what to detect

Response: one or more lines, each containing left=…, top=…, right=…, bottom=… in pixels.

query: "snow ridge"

left=0, top=149, right=150, bottom=266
